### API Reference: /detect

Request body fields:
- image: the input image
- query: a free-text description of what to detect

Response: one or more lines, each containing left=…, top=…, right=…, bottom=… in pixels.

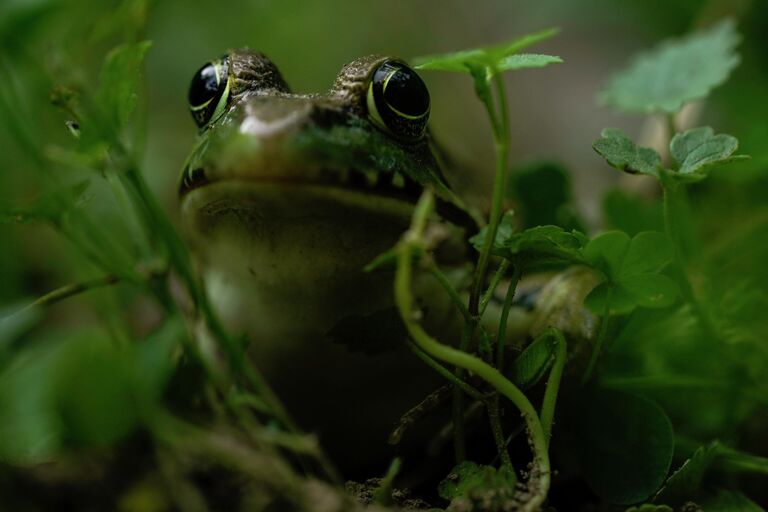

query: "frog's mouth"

left=178, top=163, right=424, bottom=205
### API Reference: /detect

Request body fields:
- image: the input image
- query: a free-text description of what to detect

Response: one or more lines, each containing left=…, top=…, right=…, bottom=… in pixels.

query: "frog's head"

left=179, top=49, right=464, bottom=210
left=179, top=49, right=471, bottom=288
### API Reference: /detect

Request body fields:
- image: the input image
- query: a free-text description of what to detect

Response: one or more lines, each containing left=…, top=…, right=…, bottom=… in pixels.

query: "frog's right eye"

left=188, top=57, right=231, bottom=128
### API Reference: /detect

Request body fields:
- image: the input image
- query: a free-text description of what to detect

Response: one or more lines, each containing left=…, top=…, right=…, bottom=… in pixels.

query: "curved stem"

left=540, top=329, right=567, bottom=445
left=396, top=190, right=550, bottom=511
left=479, top=259, right=511, bottom=317
left=22, top=275, right=120, bottom=311
left=582, top=285, right=613, bottom=383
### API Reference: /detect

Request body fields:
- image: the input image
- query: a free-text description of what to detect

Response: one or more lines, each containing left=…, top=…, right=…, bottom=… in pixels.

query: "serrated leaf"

left=670, top=126, right=747, bottom=175
left=599, top=19, right=741, bottom=114
left=654, top=441, right=719, bottom=507
left=95, top=40, right=152, bottom=131
left=593, top=128, right=662, bottom=177
left=472, top=224, right=586, bottom=271
left=569, top=388, right=675, bottom=505
left=413, top=27, right=559, bottom=74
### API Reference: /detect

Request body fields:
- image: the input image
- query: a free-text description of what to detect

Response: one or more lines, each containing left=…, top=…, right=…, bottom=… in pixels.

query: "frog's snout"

left=238, top=96, right=314, bottom=140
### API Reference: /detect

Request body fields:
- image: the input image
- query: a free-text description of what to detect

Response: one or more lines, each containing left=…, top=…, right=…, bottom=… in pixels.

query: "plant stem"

left=582, top=286, right=613, bottom=383
left=469, top=68, right=511, bottom=318
left=22, top=275, right=120, bottom=311
left=479, top=259, right=511, bottom=317
left=396, top=190, right=549, bottom=510
left=495, top=265, right=522, bottom=369
left=407, top=340, right=485, bottom=400
left=487, top=396, right=513, bottom=468
left=428, top=264, right=472, bottom=322
left=540, top=329, right=566, bottom=445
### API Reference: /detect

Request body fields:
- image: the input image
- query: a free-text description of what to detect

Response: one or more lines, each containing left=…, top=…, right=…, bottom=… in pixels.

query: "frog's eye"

left=188, top=57, right=232, bottom=128
left=367, top=60, right=430, bottom=142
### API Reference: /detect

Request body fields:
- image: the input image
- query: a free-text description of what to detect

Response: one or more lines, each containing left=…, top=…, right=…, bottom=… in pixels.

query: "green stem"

left=407, top=340, right=485, bottom=401
left=428, top=264, right=472, bottom=322
left=495, top=265, right=522, bottom=369
left=479, top=259, right=511, bottom=317
left=21, top=275, right=120, bottom=311
left=396, top=190, right=549, bottom=510
left=540, top=329, right=566, bottom=444
left=487, top=396, right=513, bottom=469
left=582, top=285, right=612, bottom=383
left=469, top=68, right=510, bottom=318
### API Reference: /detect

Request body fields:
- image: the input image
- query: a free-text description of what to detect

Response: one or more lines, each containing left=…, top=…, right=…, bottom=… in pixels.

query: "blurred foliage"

left=1, top=0, right=767, bottom=510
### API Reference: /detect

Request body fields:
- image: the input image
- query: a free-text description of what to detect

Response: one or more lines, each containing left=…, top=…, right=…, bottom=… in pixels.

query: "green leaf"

left=496, top=53, right=563, bottom=72
left=699, top=489, right=764, bottom=511
left=670, top=126, right=748, bottom=176
left=95, top=40, right=152, bottom=131
left=626, top=505, right=673, bottom=512
left=620, top=231, right=673, bottom=277
left=599, top=19, right=741, bottom=114
left=582, top=231, right=678, bottom=314
left=593, top=128, right=662, bottom=177
left=413, top=27, right=559, bottom=73
left=570, top=388, right=675, bottom=504
left=471, top=224, right=586, bottom=271
left=620, top=274, right=679, bottom=309
left=654, top=441, right=719, bottom=507
left=508, top=332, right=556, bottom=389
left=437, top=461, right=517, bottom=501
left=583, top=231, right=631, bottom=277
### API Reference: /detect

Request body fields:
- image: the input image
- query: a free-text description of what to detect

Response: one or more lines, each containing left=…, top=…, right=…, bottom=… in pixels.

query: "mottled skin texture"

left=180, top=49, right=469, bottom=475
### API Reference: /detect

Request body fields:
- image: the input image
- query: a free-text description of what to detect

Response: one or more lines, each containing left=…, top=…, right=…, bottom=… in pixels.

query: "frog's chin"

left=181, top=178, right=413, bottom=297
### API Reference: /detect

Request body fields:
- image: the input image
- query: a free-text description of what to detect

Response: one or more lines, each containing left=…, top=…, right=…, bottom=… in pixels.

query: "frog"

left=179, top=48, right=482, bottom=476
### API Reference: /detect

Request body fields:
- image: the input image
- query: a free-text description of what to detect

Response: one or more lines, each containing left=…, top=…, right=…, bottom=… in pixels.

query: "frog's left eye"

left=188, top=57, right=231, bottom=128
left=367, top=60, right=430, bottom=142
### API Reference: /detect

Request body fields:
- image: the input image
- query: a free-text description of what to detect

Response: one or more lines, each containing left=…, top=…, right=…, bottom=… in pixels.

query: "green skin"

left=180, top=49, right=475, bottom=474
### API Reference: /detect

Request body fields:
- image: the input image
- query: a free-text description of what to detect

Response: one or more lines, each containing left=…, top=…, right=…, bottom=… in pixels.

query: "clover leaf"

left=599, top=19, right=741, bottom=114
left=583, top=231, right=679, bottom=314
left=669, top=126, right=749, bottom=178
left=593, top=128, right=662, bottom=177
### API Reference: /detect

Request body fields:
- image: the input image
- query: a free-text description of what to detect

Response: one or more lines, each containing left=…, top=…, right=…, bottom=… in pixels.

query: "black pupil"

left=382, top=65, right=429, bottom=116
left=188, top=63, right=220, bottom=107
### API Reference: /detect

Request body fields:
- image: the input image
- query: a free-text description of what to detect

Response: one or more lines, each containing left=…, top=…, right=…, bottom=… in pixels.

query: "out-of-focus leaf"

left=510, top=161, right=584, bottom=230
left=570, top=388, right=675, bottom=505
left=654, top=441, right=719, bottom=507
left=496, top=53, right=563, bottom=72
left=95, top=40, right=152, bottom=132
left=599, top=19, right=741, bottom=114
left=699, top=489, right=763, bottom=511
left=593, top=128, right=662, bottom=177
left=602, top=189, right=663, bottom=236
